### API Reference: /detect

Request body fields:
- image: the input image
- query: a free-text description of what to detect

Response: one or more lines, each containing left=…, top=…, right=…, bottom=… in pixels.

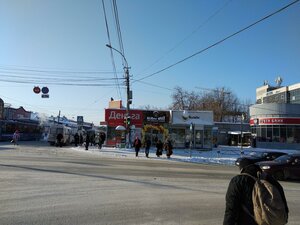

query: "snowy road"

left=0, top=142, right=299, bottom=225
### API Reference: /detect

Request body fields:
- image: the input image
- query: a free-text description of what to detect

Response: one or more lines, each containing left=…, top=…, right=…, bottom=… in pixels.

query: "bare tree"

left=170, top=86, right=251, bottom=122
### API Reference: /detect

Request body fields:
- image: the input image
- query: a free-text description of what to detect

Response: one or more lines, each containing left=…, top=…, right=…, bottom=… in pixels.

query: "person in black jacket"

left=223, top=158, right=289, bottom=225
left=133, top=136, right=142, bottom=157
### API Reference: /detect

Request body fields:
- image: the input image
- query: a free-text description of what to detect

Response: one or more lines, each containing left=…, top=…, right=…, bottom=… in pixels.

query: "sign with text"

left=105, top=109, right=143, bottom=127
left=143, top=110, right=170, bottom=124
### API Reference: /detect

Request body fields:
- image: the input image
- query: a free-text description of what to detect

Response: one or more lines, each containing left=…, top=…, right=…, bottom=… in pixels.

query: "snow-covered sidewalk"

left=67, top=144, right=299, bottom=166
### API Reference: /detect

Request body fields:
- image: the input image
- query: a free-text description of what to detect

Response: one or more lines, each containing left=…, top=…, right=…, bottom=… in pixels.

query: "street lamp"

left=240, top=113, right=245, bottom=155
left=106, top=44, right=132, bottom=148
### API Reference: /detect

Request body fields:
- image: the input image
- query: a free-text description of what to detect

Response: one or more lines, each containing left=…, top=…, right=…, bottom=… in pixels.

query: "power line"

left=135, top=0, right=233, bottom=77
left=134, top=0, right=300, bottom=83
left=102, top=0, right=122, bottom=99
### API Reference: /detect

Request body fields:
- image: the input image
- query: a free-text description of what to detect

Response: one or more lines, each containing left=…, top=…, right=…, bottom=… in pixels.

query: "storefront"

left=170, top=110, right=214, bottom=149
left=141, top=110, right=170, bottom=145
left=105, top=108, right=143, bottom=147
left=250, top=103, right=300, bottom=150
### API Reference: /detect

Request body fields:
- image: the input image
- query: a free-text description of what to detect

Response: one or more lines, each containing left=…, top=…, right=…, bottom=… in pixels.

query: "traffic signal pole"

left=106, top=44, right=132, bottom=148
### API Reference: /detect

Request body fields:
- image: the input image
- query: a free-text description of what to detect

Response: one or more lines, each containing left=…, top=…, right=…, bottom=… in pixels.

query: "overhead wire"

left=135, top=0, right=233, bottom=77
left=102, top=0, right=122, bottom=99
left=134, top=0, right=300, bottom=83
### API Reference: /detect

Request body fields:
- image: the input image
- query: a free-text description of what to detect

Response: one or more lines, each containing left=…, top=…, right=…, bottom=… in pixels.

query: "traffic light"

left=126, top=117, right=131, bottom=125
left=124, top=116, right=131, bottom=125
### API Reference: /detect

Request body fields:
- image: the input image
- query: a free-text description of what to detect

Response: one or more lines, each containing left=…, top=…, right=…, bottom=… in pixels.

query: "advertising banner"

left=171, top=110, right=214, bottom=125
left=143, top=110, right=170, bottom=124
left=105, top=109, right=143, bottom=127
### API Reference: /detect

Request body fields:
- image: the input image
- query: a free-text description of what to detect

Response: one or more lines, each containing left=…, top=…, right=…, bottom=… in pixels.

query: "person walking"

left=144, top=138, right=151, bottom=158
left=133, top=136, right=142, bottom=157
left=12, top=130, right=20, bottom=145
left=156, top=139, right=163, bottom=157
left=85, top=134, right=90, bottom=150
left=74, top=133, right=79, bottom=147
left=223, top=158, right=289, bottom=225
left=56, top=133, right=63, bottom=147
left=164, top=138, right=173, bottom=159
left=99, top=132, right=106, bottom=149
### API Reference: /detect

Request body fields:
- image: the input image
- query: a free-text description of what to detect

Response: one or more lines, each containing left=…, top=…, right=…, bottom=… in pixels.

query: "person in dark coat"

left=56, top=133, right=63, bottom=147
left=156, top=140, right=163, bottom=157
left=133, top=136, right=142, bottom=157
left=74, top=133, right=79, bottom=147
left=164, top=138, right=173, bottom=158
left=144, top=138, right=151, bottom=158
left=99, top=132, right=106, bottom=149
left=85, top=134, right=90, bottom=150
left=223, top=158, right=289, bottom=225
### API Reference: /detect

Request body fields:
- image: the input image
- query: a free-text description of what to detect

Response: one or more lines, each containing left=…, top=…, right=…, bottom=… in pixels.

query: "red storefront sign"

left=105, top=108, right=144, bottom=127
left=250, top=117, right=300, bottom=126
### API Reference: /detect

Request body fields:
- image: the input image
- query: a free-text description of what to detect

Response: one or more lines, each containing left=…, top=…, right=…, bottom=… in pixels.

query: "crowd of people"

left=133, top=136, right=173, bottom=158
left=53, top=131, right=173, bottom=158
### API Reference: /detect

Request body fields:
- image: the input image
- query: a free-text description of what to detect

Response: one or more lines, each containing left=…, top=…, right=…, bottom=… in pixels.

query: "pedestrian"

left=144, top=138, right=151, bottom=158
left=164, top=138, right=173, bottom=159
left=223, top=158, right=289, bottom=225
left=99, top=132, right=106, bottom=149
left=74, top=133, right=79, bottom=147
left=85, top=134, right=90, bottom=150
left=156, top=139, right=163, bottom=157
left=11, top=130, right=20, bottom=145
left=133, top=136, right=141, bottom=157
left=56, top=133, right=63, bottom=147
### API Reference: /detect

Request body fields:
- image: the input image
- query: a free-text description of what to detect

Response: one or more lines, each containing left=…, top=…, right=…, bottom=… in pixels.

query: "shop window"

left=169, top=128, right=185, bottom=146
left=287, top=126, right=294, bottom=143
left=279, top=126, right=287, bottom=143
left=272, top=126, right=280, bottom=142
left=261, top=126, right=267, bottom=142
left=295, top=127, right=300, bottom=143
left=267, top=127, right=272, bottom=142
left=204, top=128, right=212, bottom=148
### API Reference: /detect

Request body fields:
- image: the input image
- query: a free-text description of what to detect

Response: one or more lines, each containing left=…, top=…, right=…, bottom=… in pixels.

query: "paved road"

left=0, top=142, right=299, bottom=225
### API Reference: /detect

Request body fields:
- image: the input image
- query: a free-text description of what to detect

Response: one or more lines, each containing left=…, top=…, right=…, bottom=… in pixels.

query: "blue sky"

left=0, top=0, right=299, bottom=124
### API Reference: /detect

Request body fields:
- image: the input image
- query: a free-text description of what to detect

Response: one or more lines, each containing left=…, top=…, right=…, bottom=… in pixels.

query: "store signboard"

left=250, top=117, right=300, bottom=126
left=171, top=110, right=213, bottom=125
left=143, top=110, right=170, bottom=124
left=105, top=109, right=143, bottom=127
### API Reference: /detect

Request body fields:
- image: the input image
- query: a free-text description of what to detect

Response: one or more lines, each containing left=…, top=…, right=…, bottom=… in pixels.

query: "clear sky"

left=0, top=0, right=299, bottom=124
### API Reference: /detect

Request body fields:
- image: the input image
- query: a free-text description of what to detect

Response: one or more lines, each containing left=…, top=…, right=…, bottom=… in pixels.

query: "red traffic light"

left=33, top=86, right=41, bottom=94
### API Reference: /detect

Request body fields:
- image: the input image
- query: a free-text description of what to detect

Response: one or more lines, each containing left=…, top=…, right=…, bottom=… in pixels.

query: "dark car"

left=235, top=151, right=287, bottom=167
left=256, top=153, right=300, bottom=181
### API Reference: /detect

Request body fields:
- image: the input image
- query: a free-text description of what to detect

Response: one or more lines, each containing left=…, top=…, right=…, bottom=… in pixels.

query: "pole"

left=106, top=44, right=131, bottom=148
left=240, top=113, right=244, bottom=155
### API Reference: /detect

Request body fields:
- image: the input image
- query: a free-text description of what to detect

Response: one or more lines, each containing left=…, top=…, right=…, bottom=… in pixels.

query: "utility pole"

left=106, top=44, right=132, bottom=148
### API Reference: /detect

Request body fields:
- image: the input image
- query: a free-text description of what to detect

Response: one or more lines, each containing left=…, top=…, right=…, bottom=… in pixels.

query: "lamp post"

left=240, top=113, right=245, bottom=156
left=106, top=44, right=131, bottom=148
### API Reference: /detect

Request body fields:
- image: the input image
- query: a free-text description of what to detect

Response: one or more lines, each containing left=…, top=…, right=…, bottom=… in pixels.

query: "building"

left=102, top=100, right=214, bottom=149
left=250, top=82, right=300, bottom=150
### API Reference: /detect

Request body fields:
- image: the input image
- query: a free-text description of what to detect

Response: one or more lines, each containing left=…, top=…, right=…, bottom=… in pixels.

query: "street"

left=1, top=142, right=300, bottom=225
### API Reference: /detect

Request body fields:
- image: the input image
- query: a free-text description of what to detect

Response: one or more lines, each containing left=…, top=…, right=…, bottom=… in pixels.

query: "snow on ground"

left=68, top=144, right=299, bottom=166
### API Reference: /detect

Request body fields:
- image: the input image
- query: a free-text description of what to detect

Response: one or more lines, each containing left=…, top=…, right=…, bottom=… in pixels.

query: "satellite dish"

left=275, top=76, right=283, bottom=87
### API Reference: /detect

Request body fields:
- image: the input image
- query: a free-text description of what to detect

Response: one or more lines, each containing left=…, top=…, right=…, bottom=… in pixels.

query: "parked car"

left=235, top=151, right=287, bottom=167
left=256, top=154, right=300, bottom=181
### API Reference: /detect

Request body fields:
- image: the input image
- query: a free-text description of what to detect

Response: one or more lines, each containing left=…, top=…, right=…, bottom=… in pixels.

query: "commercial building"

left=250, top=82, right=300, bottom=150
left=102, top=100, right=214, bottom=149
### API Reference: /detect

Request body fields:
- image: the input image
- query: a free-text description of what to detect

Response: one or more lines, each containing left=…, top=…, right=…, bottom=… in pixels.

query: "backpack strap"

left=239, top=173, right=258, bottom=221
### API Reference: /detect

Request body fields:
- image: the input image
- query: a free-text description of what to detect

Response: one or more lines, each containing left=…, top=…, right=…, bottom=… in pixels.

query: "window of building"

left=280, top=126, right=287, bottom=143
left=272, top=125, right=280, bottom=142
left=287, top=126, right=294, bottom=143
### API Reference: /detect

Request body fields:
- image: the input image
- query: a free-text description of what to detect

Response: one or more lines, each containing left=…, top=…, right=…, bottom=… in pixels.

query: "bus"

left=0, top=119, right=42, bottom=141
left=47, top=123, right=77, bottom=146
